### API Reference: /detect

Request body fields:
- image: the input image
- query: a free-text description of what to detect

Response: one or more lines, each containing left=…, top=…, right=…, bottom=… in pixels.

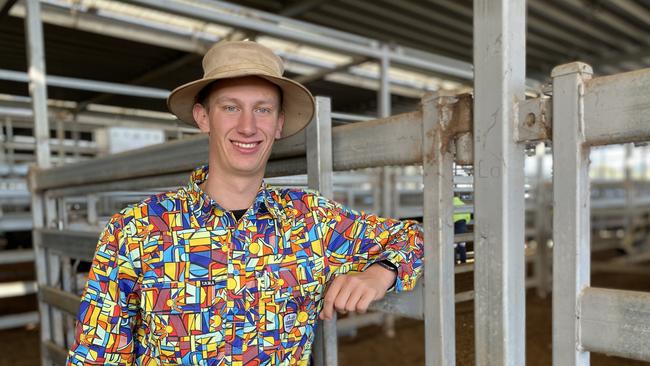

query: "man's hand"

left=319, top=264, right=397, bottom=320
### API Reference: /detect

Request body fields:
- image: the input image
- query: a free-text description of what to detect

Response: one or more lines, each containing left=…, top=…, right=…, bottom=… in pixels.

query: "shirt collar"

left=186, top=165, right=282, bottom=222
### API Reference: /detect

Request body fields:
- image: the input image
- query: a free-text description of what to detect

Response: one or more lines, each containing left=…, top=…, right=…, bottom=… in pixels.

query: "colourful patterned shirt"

left=67, top=165, right=424, bottom=365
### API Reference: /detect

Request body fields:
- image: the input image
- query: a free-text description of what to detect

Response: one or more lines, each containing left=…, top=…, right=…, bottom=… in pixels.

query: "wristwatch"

left=373, top=260, right=398, bottom=274
left=372, top=260, right=398, bottom=290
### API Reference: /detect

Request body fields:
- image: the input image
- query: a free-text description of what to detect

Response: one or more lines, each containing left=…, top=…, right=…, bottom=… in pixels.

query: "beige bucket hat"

left=167, top=41, right=315, bottom=139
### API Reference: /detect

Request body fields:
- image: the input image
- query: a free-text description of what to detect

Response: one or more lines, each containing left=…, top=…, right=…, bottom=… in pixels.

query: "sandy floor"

left=339, top=271, right=650, bottom=366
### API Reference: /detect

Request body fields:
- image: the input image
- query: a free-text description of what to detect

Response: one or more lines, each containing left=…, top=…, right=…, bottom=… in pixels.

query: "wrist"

left=369, top=261, right=398, bottom=291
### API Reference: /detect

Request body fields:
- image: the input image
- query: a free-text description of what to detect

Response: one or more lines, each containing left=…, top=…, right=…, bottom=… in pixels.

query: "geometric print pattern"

left=67, top=165, right=423, bottom=365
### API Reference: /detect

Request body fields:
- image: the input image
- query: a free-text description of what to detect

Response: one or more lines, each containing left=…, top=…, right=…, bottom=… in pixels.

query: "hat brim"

left=167, top=73, right=315, bottom=139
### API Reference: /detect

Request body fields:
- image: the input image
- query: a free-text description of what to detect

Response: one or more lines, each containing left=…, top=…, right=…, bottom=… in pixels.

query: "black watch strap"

left=374, top=260, right=398, bottom=273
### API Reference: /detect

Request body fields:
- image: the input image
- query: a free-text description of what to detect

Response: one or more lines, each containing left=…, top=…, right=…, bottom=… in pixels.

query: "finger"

left=344, top=286, right=364, bottom=313
left=356, top=290, right=376, bottom=314
left=322, top=276, right=344, bottom=320
left=333, top=279, right=354, bottom=314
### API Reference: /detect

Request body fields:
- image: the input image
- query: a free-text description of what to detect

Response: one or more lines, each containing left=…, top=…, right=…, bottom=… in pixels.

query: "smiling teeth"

left=233, top=142, right=257, bottom=148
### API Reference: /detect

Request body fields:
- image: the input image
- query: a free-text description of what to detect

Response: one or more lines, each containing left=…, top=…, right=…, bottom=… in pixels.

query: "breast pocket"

left=141, top=279, right=227, bottom=363
left=257, top=270, right=323, bottom=357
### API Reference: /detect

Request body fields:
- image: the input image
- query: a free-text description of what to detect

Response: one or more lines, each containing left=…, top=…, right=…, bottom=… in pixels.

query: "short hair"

left=195, top=78, right=283, bottom=112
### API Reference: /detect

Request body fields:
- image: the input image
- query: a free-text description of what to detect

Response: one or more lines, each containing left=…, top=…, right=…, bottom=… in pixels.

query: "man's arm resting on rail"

left=313, top=193, right=424, bottom=320
left=319, top=260, right=397, bottom=320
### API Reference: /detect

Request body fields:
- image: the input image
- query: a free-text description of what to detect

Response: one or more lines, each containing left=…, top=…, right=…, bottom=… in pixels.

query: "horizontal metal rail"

left=43, top=157, right=308, bottom=197
left=0, top=249, right=35, bottom=265
left=43, top=340, right=68, bottom=366
left=0, top=281, right=37, bottom=298
left=40, top=229, right=99, bottom=261
left=369, top=283, right=476, bottom=320
left=40, top=285, right=81, bottom=316
left=0, top=311, right=39, bottom=330
left=519, top=67, right=650, bottom=146
left=584, top=68, right=650, bottom=146
left=32, top=104, right=473, bottom=192
left=579, top=287, right=650, bottom=361
left=0, top=69, right=170, bottom=99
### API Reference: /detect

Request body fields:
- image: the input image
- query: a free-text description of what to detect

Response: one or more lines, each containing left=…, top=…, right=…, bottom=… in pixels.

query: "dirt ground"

left=1, top=272, right=648, bottom=365
left=338, top=271, right=650, bottom=366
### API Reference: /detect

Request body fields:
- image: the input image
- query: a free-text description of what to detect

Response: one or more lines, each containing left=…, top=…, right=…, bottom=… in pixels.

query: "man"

left=453, top=195, right=471, bottom=263
left=67, top=41, right=423, bottom=365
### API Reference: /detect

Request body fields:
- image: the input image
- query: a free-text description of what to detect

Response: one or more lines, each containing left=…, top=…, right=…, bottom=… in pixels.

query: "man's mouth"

left=231, top=140, right=262, bottom=152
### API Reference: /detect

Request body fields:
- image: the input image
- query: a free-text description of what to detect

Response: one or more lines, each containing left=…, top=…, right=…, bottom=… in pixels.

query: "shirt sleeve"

left=313, top=194, right=424, bottom=292
left=67, top=210, right=141, bottom=365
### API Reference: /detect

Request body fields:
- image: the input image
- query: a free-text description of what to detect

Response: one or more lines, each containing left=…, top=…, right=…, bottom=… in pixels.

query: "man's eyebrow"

left=213, top=96, right=278, bottom=105
left=214, top=96, right=240, bottom=104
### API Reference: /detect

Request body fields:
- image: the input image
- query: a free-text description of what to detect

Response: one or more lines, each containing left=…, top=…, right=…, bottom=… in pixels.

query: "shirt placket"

left=226, top=212, right=252, bottom=366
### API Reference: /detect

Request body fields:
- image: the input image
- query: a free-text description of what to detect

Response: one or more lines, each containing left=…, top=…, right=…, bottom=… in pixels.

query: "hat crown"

left=202, top=41, right=284, bottom=79
left=167, top=40, right=315, bottom=139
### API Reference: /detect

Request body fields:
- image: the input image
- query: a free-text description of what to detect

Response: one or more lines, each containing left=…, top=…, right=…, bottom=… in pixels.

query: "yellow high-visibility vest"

left=453, top=196, right=471, bottom=223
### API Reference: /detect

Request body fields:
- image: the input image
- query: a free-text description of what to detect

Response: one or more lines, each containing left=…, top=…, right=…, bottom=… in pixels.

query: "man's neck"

left=200, top=166, right=263, bottom=211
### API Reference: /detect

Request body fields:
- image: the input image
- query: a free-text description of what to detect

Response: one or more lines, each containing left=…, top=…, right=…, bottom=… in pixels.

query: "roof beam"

left=125, top=0, right=474, bottom=79
left=294, top=56, right=369, bottom=84
left=280, top=0, right=326, bottom=17
left=0, top=0, right=18, bottom=19
left=611, top=0, right=650, bottom=26
left=10, top=2, right=213, bottom=54
left=528, top=0, right=637, bottom=52
left=76, top=53, right=201, bottom=112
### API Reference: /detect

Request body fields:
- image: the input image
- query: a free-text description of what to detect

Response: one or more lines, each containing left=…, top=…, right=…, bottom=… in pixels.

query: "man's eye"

left=256, top=107, right=271, bottom=113
left=224, top=105, right=238, bottom=112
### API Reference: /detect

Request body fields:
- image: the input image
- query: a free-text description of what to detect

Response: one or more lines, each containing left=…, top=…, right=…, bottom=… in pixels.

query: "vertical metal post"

left=25, top=1, right=52, bottom=364
left=622, top=143, right=636, bottom=253
left=58, top=197, right=69, bottom=228
left=5, top=118, right=14, bottom=167
left=307, top=97, right=337, bottom=366
left=87, top=194, right=98, bottom=226
left=47, top=196, right=65, bottom=351
left=422, top=92, right=456, bottom=366
left=29, top=190, right=51, bottom=366
left=25, top=0, right=51, bottom=168
left=473, top=0, right=526, bottom=364
left=0, top=119, right=6, bottom=164
left=380, top=166, right=396, bottom=338
left=377, top=42, right=397, bottom=339
left=381, top=168, right=393, bottom=219
left=72, top=118, right=80, bottom=160
left=56, top=119, right=65, bottom=163
left=62, top=256, right=74, bottom=347
left=371, top=170, right=382, bottom=214
left=534, top=143, right=550, bottom=298
left=551, top=62, right=593, bottom=366
left=378, top=44, right=391, bottom=119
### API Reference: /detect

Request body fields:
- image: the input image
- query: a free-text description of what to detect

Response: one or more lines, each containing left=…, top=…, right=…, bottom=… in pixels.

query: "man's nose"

left=237, top=110, right=257, bottom=135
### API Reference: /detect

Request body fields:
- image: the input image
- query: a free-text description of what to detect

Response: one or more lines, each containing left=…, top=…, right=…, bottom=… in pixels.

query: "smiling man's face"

left=193, top=76, right=285, bottom=179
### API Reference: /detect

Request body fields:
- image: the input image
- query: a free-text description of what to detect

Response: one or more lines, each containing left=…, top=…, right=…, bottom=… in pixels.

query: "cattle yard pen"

left=18, top=0, right=650, bottom=365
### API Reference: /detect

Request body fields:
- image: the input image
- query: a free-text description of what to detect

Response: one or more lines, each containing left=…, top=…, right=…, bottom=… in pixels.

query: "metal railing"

left=20, top=0, right=650, bottom=365
left=29, top=91, right=476, bottom=364
left=551, top=62, right=650, bottom=364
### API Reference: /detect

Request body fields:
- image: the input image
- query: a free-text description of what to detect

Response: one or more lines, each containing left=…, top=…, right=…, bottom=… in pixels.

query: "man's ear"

left=192, top=103, right=210, bottom=133
left=275, top=111, right=285, bottom=139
